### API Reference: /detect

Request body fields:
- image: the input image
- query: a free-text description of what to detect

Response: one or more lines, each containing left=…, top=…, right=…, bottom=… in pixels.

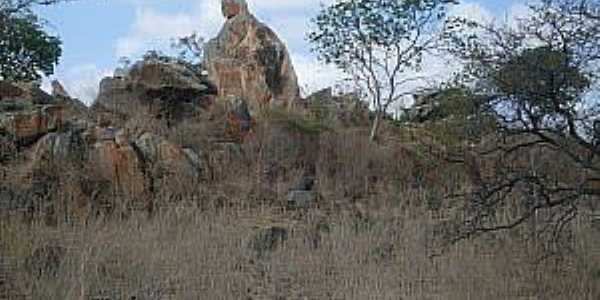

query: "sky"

left=33, top=0, right=525, bottom=104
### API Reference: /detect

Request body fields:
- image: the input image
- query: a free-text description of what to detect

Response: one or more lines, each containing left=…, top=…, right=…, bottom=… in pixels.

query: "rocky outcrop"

left=204, top=0, right=300, bottom=113
left=94, top=58, right=217, bottom=126
left=222, top=0, right=248, bottom=19
left=134, top=132, right=202, bottom=180
left=89, top=131, right=205, bottom=209
left=0, top=81, right=89, bottom=146
left=91, top=138, right=149, bottom=206
left=0, top=81, right=64, bottom=145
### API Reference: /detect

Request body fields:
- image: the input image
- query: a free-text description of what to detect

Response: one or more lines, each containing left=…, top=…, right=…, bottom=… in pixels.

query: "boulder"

left=204, top=0, right=300, bottom=113
left=89, top=132, right=205, bottom=207
left=134, top=132, right=202, bottom=180
left=93, top=58, right=217, bottom=125
left=0, top=81, right=53, bottom=105
left=222, top=0, right=248, bottom=19
left=30, top=131, right=86, bottom=167
left=0, top=81, right=88, bottom=145
left=51, top=80, right=70, bottom=99
left=0, top=103, right=64, bottom=146
left=91, top=140, right=149, bottom=206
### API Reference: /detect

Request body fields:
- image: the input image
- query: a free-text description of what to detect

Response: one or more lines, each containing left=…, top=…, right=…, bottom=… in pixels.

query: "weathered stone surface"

left=204, top=1, right=300, bottom=113
left=0, top=104, right=64, bottom=145
left=134, top=132, right=201, bottom=180
left=222, top=0, right=248, bottom=19
left=0, top=81, right=88, bottom=145
left=94, top=59, right=217, bottom=125
left=85, top=131, right=205, bottom=209
left=91, top=140, right=148, bottom=205
left=30, top=131, right=85, bottom=166
left=0, top=81, right=52, bottom=105
left=51, top=80, right=70, bottom=99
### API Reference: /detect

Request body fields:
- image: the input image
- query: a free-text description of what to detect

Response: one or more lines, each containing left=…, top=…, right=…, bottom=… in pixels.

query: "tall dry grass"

left=0, top=203, right=598, bottom=300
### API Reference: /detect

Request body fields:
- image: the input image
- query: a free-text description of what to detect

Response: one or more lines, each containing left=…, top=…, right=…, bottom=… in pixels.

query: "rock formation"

left=0, top=81, right=65, bottom=145
left=93, top=57, right=217, bottom=126
left=50, top=80, right=70, bottom=99
left=204, top=0, right=300, bottom=113
left=222, top=0, right=248, bottom=19
left=0, top=1, right=330, bottom=221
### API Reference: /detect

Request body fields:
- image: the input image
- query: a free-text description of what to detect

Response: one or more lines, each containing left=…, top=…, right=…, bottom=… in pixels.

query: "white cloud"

left=116, top=7, right=198, bottom=58
left=115, top=1, right=223, bottom=59
left=44, top=64, right=112, bottom=105
left=290, top=53, right=344, bottom=96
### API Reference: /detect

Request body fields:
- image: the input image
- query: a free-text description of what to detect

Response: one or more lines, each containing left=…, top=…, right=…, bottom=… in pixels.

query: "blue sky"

left=33, top=0, right=524, bottom=103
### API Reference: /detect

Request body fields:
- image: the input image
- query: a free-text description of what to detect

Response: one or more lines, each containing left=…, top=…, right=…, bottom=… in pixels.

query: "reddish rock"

left=1, top=105, right=64, bottom=144
left=134, top=133, right=202, bottom=184
left=204, top=1, right=300, bottom=113
left=92, top=140, right=149, bottom=207
left=93, top=59, right=216, bottom=126
left=0, top=81, right=86, bottom=145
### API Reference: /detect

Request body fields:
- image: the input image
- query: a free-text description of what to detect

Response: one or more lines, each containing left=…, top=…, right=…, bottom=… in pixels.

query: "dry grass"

left=1, top=202, right=598, bottom=300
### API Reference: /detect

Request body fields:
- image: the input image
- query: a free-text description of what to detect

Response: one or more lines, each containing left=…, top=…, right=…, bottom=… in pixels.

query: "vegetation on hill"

left=0, top=0, right=598, bottom=299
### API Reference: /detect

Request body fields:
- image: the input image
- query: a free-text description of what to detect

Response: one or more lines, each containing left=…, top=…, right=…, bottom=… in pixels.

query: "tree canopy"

left=308, top=0, right=458, bottom=141
left=0, top=0, right=66, bottom=81
left=438, top=0, right=600, bottom=246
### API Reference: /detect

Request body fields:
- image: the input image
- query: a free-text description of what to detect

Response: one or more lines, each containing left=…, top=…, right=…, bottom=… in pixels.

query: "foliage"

left=171, top=31, right=204, bottom=65
left=0, top=13, right=61, bottom=81
left=442, top=0, right=600, bottom=245
left=0, top=0, right=71, bottom=15
left=494, top=46, right=591, bottom=122
left=0, top=0, right=72, bottom=81
left=308, top=0, right=457, bottom=141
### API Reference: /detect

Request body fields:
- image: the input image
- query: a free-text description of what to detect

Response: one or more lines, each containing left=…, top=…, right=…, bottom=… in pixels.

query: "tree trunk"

left=369, top=112, right=381, bottom=143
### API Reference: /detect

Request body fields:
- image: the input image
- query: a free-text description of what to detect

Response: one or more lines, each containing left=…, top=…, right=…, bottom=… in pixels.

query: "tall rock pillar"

left=204, top=0, right=300, bottom=114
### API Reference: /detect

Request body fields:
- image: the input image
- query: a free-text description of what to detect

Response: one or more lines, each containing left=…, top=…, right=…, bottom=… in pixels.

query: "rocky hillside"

left=0, top=0, right=376, bottom=223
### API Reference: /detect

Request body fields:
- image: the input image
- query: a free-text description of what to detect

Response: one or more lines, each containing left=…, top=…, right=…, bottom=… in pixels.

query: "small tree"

left=0, top=0, right=70, bottom=81
left=308, top=0, right=458, bottom=141
left=442, top=0, right=600, bottom=248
